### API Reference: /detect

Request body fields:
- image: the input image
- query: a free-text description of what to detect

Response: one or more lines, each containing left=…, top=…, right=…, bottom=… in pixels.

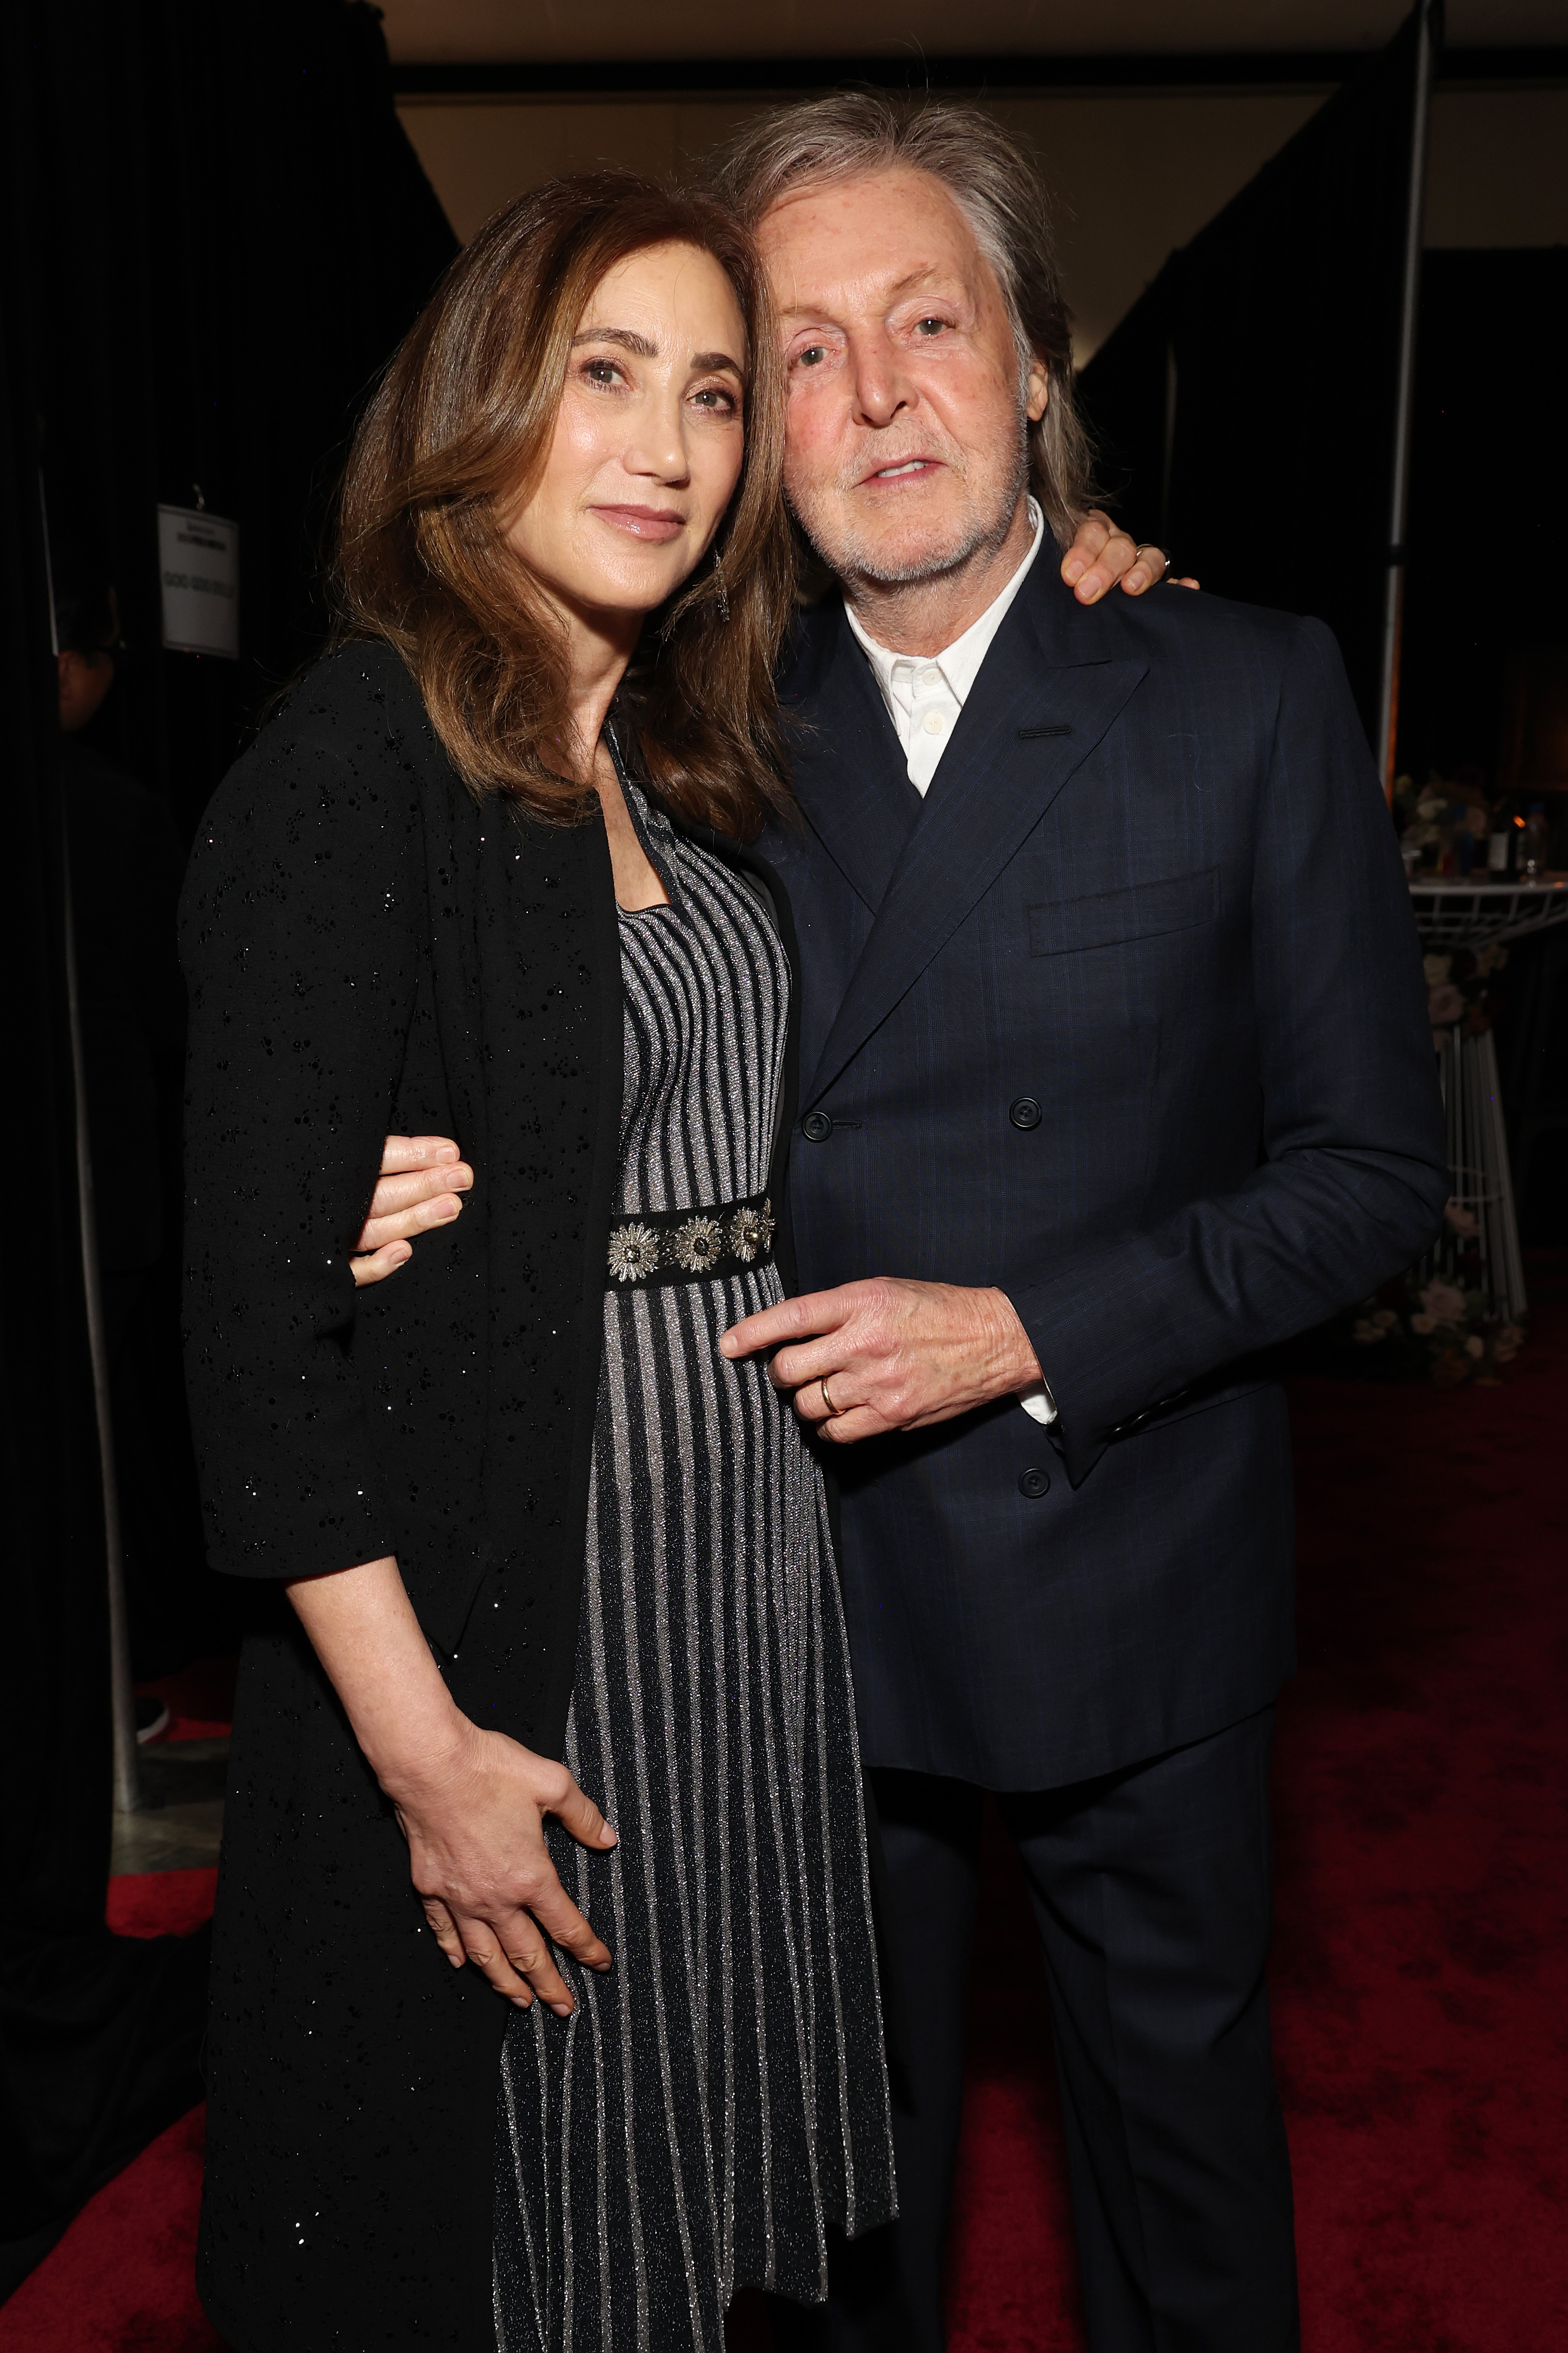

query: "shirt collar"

left=843, top=496, right=1046, bottom=708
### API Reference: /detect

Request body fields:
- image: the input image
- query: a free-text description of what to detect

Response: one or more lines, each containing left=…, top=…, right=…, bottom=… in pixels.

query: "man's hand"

left=352, top=1135, right=473, bottom=1287
left=721, top=1277, right=1043, bottom=1445
left=1060, top=509, right=1199, bottom=604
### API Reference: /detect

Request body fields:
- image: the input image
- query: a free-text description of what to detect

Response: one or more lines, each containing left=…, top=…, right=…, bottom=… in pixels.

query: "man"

left=360, top=96, right=1446, bottom=2353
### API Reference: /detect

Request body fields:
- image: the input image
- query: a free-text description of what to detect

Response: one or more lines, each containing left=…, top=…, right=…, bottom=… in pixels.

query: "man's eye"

left=795, top=345, right=827, bottom=368
left=914, top=318, right=947, bottom=337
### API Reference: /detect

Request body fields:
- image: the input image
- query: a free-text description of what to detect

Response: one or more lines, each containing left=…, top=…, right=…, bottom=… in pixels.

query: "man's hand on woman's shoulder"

left=352, top=1135, right=472, bottom=1286
left=1061, top=509, right=1199, bottom=604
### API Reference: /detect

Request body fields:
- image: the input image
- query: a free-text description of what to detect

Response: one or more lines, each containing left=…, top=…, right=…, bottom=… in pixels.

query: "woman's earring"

left=712, top=546, right=731, bottom=625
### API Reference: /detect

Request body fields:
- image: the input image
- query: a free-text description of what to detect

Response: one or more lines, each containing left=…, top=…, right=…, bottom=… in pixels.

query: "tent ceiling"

left=379, top=1, right=1565, bottom=67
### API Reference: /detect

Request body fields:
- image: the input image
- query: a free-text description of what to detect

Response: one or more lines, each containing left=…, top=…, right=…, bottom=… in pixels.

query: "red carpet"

left=4, top=1319, right=1565, bottom=2351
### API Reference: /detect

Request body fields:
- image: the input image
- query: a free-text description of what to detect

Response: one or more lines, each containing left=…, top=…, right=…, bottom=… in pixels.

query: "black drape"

left=1, top=0, right=457, bottom=2294
left=1077, top=4, right=1438, bottom=743
left=28, top=0, right=457, bottom=836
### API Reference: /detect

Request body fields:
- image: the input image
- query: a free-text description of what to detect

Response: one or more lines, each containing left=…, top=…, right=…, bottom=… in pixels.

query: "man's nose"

left=849, top=335, right=913, bottom=431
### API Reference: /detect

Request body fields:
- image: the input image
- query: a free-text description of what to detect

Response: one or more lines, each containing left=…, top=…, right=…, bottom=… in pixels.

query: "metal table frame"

left=1408, top=881, right=1568, bottom=1323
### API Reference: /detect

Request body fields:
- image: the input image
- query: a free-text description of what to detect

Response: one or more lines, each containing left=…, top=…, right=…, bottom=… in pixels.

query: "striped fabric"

left=493, top=789, right=895, bottom=2353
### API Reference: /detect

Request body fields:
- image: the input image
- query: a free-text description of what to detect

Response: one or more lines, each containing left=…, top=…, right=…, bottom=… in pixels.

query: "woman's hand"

left=389, top=1721, right=617, bottom=2015
left=1060, top=509, right=1199, bottom=603
left=352, top=1135, right=473, bottom=1286
left=286, top=1556, right=616, bottom=2016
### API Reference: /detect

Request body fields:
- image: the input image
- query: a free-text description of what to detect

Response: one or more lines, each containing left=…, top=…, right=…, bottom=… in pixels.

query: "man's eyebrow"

left=776, top=265, right=957, bottom=321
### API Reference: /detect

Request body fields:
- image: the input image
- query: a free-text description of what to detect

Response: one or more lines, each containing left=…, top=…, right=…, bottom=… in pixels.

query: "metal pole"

left=1376, top=0, right=1441, bottom=802
left=62, top=858, right=146, bottom=1816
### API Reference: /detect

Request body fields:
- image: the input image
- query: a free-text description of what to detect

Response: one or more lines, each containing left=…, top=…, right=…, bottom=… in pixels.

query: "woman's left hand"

left=351, top=1135, right=473, bottom=1286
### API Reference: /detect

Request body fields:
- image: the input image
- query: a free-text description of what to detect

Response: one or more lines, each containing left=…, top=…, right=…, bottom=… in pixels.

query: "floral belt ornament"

left=607, top=1193, right=776, bottom=1288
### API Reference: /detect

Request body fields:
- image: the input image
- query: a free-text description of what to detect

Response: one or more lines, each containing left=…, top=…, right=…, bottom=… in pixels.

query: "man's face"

left=757, top=166, right=1048, bottom=590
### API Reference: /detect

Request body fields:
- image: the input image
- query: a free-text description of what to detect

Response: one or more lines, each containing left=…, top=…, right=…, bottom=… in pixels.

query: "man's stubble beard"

left=784, top=396, right=1031, bottom=598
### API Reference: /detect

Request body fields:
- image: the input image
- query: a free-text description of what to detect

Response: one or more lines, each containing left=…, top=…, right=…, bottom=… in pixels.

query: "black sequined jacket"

left=178, top=640, right=800, bottom=2352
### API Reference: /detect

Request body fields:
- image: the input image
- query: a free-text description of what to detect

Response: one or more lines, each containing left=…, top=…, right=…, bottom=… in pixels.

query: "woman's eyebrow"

left=691, top=351, right=744, bottom=378
left=572, top=326, right=658, bottom=356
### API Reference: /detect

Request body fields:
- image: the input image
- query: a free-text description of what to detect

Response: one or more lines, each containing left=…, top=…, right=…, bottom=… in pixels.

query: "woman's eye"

left=583, top=359, right=621, bottom=386
left=692, top=386, right=738, bottom=414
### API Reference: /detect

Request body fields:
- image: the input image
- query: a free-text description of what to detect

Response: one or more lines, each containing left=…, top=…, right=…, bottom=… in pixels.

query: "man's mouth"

left=865, top=459, right=941, bottom=483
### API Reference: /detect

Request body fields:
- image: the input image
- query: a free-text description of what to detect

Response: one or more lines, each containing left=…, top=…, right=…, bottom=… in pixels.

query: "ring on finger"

left=819, top=1373, right=839, bottom=1417
left=1134, top=543, right=1173, bottom=581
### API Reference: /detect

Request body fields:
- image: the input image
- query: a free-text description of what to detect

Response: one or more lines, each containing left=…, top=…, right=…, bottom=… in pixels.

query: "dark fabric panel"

left=1, top=0, right=459, bottom=2285
left=28, top=0, right=458, bottom=837
left=1078, top=5, right=1432, bottom=741
left=0, top=26, right=207, bottom=2283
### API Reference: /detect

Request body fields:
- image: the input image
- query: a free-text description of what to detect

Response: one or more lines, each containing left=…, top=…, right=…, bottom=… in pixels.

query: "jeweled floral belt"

left=606, top=1193, right=776, bottom=1288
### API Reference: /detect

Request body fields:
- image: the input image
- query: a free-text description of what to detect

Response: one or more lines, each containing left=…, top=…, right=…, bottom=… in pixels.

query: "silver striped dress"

left=493, top=786, right=896, bottom=2353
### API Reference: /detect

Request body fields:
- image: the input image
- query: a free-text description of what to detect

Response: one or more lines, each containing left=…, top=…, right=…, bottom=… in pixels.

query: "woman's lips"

left=591, top=505, right=687, bottom=542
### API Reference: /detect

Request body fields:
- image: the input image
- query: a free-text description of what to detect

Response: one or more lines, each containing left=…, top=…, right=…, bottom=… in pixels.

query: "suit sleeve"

left=179, top=713, right=425, bottom=1580
left=1007, top=615, right=1449, bottom=1485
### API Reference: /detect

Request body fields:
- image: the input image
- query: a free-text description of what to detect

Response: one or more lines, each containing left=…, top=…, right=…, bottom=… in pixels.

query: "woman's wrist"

left=364, top=1704, right=477, bottom=1806
left=284, top=1554, right=479, bottom=1804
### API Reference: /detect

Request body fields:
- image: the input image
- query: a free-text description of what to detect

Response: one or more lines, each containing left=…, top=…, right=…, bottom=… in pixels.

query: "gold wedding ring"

left=819, top=1374, right=839, bottom=1417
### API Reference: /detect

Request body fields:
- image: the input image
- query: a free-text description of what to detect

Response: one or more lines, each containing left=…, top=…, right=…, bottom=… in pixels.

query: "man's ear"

left=1026, top=357, right=1049, bottom=423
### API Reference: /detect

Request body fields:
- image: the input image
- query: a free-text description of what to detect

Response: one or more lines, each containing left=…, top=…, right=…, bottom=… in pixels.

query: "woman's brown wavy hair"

left=333, top=171, right=795, bottom=837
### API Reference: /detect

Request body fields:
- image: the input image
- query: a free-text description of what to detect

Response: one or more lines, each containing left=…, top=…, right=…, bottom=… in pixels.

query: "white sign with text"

left=157, top=503, right=239, bottom=658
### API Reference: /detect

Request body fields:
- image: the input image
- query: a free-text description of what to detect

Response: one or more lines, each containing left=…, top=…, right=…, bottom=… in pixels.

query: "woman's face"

left=505, top=240, right=748, bottom=625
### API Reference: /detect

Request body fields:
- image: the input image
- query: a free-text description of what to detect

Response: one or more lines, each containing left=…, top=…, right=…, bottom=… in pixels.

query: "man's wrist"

left=983, top=1286, right=1044, bottom=1392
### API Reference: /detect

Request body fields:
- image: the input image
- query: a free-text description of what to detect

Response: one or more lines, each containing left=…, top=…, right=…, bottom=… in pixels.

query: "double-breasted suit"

left=760, top=552, right=1448, bottom=2351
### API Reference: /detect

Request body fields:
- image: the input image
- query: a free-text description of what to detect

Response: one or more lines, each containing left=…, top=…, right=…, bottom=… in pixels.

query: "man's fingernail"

left=453, top=1169, right=473, bottom=1189
left=391, top=1242, right=412, bottom=1263
left=1063, top=558, right=1084, bottom=582
left=435, top=1145, right=458, bottom=1161
left=437, top=1198, right=460, bottom=1220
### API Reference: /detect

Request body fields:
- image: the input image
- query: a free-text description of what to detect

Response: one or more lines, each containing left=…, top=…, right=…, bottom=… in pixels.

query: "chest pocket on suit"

left=1027, top=866, right=1219, bottom=958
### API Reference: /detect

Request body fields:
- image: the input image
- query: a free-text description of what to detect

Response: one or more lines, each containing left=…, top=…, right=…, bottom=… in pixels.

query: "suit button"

left=801, top=1110, right=834, bottom=1143
left=1009, top=1096, right=1042, bottom=1131
left=1019, top=1467, right=1051, bottom=1499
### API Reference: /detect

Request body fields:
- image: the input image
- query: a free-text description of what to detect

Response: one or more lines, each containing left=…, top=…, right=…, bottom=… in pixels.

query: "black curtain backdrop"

left=26, top=0, right=457, bottom=837
left=1077, top=4, right=1435, bottom=745
left=1, top=0, right=456, bottom=2291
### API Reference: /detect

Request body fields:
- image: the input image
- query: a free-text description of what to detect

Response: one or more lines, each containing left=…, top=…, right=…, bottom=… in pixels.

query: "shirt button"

left=1009, top=1096, right=1042, bottom=1131
left=801, top=1110, right=834, bottom=1143
left=920, top=669, right=941, bottom=689
left=1019, top=1467, right=1051, bottom=1499
left=922, top=709, right=946, bottom=735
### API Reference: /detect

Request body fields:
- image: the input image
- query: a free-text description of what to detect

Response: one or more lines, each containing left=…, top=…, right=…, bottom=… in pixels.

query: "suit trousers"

left=769, top=1708, right=1299, bottom=2353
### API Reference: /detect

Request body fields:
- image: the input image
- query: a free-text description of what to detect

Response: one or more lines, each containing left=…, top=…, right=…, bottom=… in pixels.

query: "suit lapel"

left=781, top=604, right=922, bottom=915
left=802, top=569, right=1148, bottom=1107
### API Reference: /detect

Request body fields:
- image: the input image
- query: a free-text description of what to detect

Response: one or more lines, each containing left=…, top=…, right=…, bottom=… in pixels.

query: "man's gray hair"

left=710, top=91, right=1097, bottom=550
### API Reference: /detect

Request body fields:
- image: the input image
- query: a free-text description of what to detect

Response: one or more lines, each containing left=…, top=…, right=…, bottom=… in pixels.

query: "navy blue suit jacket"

left=762, top=556, right=1447, bottom=1790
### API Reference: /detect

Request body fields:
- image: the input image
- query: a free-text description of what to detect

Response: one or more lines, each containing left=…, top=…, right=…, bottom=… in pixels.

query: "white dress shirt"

left=843, top=498, right=1058, bottom=1427
left=844, top=497, right=1046, bottom=795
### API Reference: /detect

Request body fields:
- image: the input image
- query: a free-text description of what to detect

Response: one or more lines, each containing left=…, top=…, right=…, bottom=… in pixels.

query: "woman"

left=181, top=173, right=893, bottom=2353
